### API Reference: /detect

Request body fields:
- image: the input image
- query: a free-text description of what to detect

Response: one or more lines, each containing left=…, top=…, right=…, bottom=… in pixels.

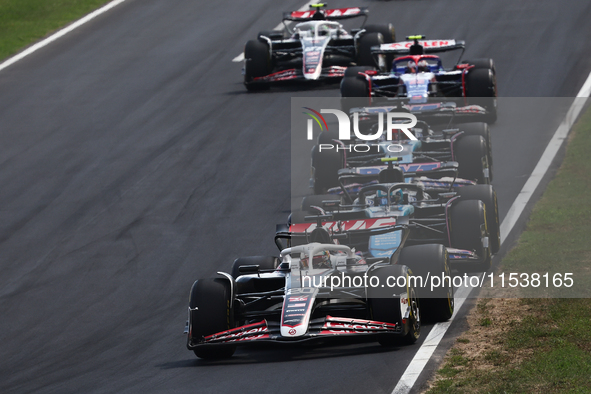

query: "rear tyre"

left=398, top=244, right=454, bottom=323
left=456, top=185, right=500, bottom=255
left=189, top=278, right=236, bottom=359
left=364, top=24, right=395, bottom=71
left=461, top=58, right=496, bottom=74
left=465, top=68, right=497, bottom=123
left=357, top=32, right=384, bottom=68
left=312, top=145, right=343, bottom=194
left=457, top=122, right=493, bottom=181
left=301, top=194, right=341, bottom=213
left=449, top=200, right=491, bottom=272
left=244, top=40, right=271, bottom=91
left=368, top=264, right=420, bottom=345
left=231, top=256, right=278, bottom=279
left=453, top=135, right=489, bottom=184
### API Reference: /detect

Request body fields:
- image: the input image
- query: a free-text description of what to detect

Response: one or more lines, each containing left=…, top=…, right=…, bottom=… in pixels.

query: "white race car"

left=243, top=4, right=395, bottom=90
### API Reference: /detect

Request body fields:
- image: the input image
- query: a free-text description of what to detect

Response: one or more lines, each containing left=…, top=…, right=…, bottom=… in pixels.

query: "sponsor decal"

left=206, top=326, right=269, bottom=343
left=290, top=218, right=397, bottom=234
left=289, top=297, right=308, bottom=302
left=381, top=40, right=456, bottom=50
left=288, top=329, right=297, bottom=336
left=290, top=7, right=362, bottom=19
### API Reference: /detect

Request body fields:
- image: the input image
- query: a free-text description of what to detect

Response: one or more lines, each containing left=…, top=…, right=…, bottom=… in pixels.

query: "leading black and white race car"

left=243, top=4, right=395, bottom=90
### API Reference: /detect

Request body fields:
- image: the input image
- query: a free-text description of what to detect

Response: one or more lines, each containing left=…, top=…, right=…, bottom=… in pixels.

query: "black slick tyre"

left=188, top=278, right=236, bottom=359
left=368, top=264, right=420, bottom=345
left=449, top=200, right=491, bottom=272
left=244, top=40, right=271, bottom=91
left=461, top=58, right=496, bottom=74
left=455, top=185, right=500, bottom=255
left=311, top=145, right=343, bottom=194
left=453, top=135, right=489, bottom=184
left=457, top=122, right=493, bottom=181
left=465, top=68, right=497, bottom=123
left=357, top=32, right=384, bottom=68
left=398, top=244, right=454, bottom=323
left=363, top=24, right=396, bottom=70
left=340, top=71, right=370, bottom=113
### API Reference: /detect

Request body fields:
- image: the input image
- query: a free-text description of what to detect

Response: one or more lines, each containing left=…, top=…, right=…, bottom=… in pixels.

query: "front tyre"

left=449, top=200, right=491, bottom=272
left=456, top=185, right=501, bottom=255
left=398, top=244, right=454, bottom=323
left=368, top=264, right=420, bottom=346
left=453, top=135, right=490, bottom=184
left=311, top=145, right=343, bottom=194
left=244, top=40, right=271, bottom=91
left=340, top=69, right=371, bottom=113
left=188, top=278, right=236, bottom=359
left=457, top=123, right=493, bottom=181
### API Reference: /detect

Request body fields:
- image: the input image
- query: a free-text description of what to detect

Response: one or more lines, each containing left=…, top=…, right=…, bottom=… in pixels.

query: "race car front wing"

left=187, top=315, right=401, bottom=348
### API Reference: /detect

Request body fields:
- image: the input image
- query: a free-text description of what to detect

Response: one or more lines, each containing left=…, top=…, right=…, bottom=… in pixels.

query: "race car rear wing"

left=283, top=6, right=369, bottom=22
left=371, top=39, right=465, bottom=55
left=275, top=219, right=410, bottom=251
left=351, top=102, right=490, bottom=124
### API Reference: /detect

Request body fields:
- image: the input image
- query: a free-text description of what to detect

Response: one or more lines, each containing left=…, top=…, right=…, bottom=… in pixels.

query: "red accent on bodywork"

left=254, top=69, right=298, bottom=82
left=203, top=320, right=269, bottom=343
left=290, top=7, right=362, bottom=20
left=290, top=217, right=397, bottom=234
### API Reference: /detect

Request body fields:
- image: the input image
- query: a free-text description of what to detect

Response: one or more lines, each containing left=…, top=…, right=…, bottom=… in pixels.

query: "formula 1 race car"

left=340, top=36, right=497, bottom=122
left=243, top=4, right=396, bottom=90
left=351, top=107, right=494, bottom=179
left=311, top=119, right=492, bottom=197
left=185, top=222, right=454, bottom=359
left=299, top=178, right=499, bottom=267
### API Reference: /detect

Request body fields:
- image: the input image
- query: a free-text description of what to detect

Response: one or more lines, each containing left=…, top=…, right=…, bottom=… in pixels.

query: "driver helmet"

left=417, top=60, right=429, bottom=72
left=300, top=250, right=331, bottom=269
left=319, top=24, right=331, bottom=36
left=406, top=61, right=417, bottom=73
left=374, top=190, right=389, bottom=206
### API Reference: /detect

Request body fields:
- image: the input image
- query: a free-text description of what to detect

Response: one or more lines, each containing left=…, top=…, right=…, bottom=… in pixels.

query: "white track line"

left=392, top=72, right=591, bottom=394
left=392, top=286, right=472, bottom=394
left=0, top=0, right=128, bottom=73
left=232, top=0, right=316, bottom=63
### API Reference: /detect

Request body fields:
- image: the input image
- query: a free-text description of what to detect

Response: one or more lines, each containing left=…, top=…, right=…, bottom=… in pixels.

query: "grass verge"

left=425, top=104, right=591, bottom=393
left=0, top=0, right=113, bottom=61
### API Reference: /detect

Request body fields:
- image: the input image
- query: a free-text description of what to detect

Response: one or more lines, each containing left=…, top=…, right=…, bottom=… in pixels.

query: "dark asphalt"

left=0, top=0, right=590, bottom=393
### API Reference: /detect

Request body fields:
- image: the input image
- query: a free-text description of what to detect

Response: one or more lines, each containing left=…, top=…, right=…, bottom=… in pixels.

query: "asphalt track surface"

left=1, top=0, right=590, bottom=393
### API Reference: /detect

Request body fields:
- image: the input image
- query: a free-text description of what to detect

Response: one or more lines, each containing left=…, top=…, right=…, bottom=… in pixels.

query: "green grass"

left=426, top=105, right=591, bottom=393
left=501, top=104, right=591, bottom=297
left=0, top=0, right=113, bottom=61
